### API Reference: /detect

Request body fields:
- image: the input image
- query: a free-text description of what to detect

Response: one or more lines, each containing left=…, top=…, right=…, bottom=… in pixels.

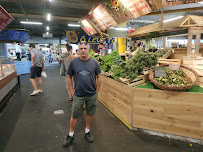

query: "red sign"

left=81, top=19, right=98, bottom=36
left=0, top=5, right=14, bottom=33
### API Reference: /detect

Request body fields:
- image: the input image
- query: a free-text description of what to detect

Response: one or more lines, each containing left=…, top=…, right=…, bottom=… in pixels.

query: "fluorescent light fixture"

left=163, top=16, right=184, bottom=23
left=115, top=28, right=128, bottom=31
left=198, top=1, right=203, bottom=4
left=49, top=0, right=52, bottom=1
left=47, top=13, right=51, bottom=21
left=46, top=32, right=49, bottom=35
left=46, top=26, right=49, bottom=30
left=20, top=21, right=42, bottom=25
left=130, top=20, right=154, bottom=23
left=68, top=24, right=80, bottom=27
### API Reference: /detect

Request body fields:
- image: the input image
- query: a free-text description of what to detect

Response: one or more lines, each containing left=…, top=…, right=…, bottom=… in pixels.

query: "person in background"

left=98, top=43, right=107, bottom=56
left=27, top=49, right=31, bottom=61
left=29, top=44, right=45, bottom=96
left=63, top=41, right=101, bottom=147
left=74, top=49, right=80, bottom=58
left=48, top=51, right=53, bottom=63
left=63, top=44, right=74, bottom=101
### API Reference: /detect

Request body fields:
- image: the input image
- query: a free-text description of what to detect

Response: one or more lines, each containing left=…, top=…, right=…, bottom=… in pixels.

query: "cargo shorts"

left=71, top=93, right=97, bottom=118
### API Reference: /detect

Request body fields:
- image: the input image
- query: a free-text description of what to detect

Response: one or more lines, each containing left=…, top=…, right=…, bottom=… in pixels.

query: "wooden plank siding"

left=132, top=88, right=203, bottom=140
left=98, top=75, right=203, bottom=140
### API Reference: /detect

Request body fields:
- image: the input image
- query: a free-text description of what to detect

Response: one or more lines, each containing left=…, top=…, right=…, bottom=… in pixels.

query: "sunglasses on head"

left=79, top=41, right=88, bottom=45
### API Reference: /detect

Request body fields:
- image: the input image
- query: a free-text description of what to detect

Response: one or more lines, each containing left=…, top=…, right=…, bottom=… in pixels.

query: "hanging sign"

left=0, top=5, right=14, bottom=33
left=64, top=31, right=115, bottom=44
left=103, top=0, right=162, bottom=26
left=0, top=30, right=31, bottom=43
left=80, top=19, right=98, bottom=36
left=87, top=4, right=117, bottom=31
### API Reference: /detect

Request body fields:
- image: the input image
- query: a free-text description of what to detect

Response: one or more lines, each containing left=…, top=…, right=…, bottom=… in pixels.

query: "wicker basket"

left=149, top=65, right=199, bottom=91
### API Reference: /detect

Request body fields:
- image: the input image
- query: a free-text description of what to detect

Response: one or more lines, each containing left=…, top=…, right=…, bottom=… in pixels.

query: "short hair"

left=29, top=44, right=35, bottom=48
left=76, top=49, right=78, bottom=52
left=99, top=43, right=103, bottom=45
left=78, top=41, right=89, bottom=49
left=66, top=43, right=72, bottom=51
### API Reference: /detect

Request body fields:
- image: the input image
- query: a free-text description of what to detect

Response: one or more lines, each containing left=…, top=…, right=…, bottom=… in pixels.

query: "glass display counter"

left=0, top=58, right=20, bottom=112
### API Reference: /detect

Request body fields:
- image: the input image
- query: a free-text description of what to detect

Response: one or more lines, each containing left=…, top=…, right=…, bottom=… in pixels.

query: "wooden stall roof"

left=127, top=15, right=203, bottom=38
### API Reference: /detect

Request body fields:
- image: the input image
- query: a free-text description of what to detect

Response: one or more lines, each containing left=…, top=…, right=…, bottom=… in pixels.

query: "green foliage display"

left=111, top=49, right=158, bottom=81
left=153, top=50, right=168, bottom=58
left=154, top=69, right=190, bottom=87
left=88, top=49, right=95, bottom=56
left=99, top=51, right=122, bottom=72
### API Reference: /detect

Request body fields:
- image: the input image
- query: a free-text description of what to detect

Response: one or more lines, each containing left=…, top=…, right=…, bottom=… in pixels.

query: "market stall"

left=96, top=42, right=203, bottom=141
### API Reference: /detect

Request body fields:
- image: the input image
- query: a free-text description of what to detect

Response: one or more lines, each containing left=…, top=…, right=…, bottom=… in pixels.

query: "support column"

left=113, top=38, right=118, bottom=51
left=187, top=28, right=193, bottom=56
left=195, top=32, right=201, bottom=57
left=118, top=38, right=126, bottom=54
left=163, top=37, right=167, bottom=48
left=0, top=43, right=7, bottom=57
left=59, top=37, right=62, bottom=54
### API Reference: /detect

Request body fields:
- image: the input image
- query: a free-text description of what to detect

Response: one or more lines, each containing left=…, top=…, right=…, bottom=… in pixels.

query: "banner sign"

left=64, top=31, right=115, bottom=44
left=87, top=5, right=117, bottom=32
left=80, top=19, right=98, bottom=36
left=0, top=30, right=31, bottom=43
left=0, top=5, right=14, bottom=33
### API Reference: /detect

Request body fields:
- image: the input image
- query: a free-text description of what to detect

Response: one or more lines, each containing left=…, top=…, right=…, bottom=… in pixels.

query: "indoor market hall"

left=1, top=0, right=203, bottom=152
left=0, top=62, right=201, bottom=152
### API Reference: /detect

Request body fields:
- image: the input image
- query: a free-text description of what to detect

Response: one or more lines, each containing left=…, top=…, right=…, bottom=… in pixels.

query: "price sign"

left=0, top=5, right=14, bottom=33
left=154, top=66, right=167, bottom=78
left=168, top=64, right=180, bottom=71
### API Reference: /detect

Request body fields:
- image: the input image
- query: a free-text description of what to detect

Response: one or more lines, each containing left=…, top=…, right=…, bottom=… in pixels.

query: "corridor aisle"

left=0, top=62, right=189, bottom=152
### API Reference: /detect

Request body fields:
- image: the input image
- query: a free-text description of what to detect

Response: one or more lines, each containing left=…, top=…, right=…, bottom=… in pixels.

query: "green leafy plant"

left=111, top=49, right=158, bottom=81
left=155, top=69, right=190, bottom=87
left=88, top=49, right=95, bottom=56
left=99, top=51, right=123, bottom=72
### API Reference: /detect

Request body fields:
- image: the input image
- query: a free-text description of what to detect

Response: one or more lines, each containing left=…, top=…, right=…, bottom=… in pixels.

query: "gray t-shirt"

left=67, top=57, right=101, bottom=97
left=31, top=49, right=43, bottom=67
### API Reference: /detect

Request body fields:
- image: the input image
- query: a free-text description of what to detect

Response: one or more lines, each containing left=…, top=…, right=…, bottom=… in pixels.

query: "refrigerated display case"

left=0, top=58, right=20, bottom=112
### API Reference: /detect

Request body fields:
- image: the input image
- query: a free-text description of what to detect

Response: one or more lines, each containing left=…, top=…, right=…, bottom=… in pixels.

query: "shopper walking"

left=63, top=41, right=101, bottom=147
left=29, top=44, right=45, bottom=96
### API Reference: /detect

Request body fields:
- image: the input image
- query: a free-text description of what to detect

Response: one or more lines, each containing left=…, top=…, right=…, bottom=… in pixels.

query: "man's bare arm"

left=31, top=54, right=35, bottom=66
left=67, top=75, right=74, bottom=96
left=96, top=73, right=101, bottom=94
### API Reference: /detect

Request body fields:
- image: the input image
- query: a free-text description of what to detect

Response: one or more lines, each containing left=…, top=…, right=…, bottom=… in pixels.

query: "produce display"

left=88, top=49, right=95, bottom=56
left=153, top=50, right=168, bottom=58
left=154, top=69, right=191, bottom=87
left=111, top=50, right=158, bottom=81
left=99, top=51, right=123, bottom=73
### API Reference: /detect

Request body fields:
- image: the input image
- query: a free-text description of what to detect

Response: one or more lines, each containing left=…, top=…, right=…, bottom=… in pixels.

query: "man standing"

left=99, top=43, right=107, bottom=56
left=63, top=41, right=101, bottom=147
left=29, top=44, right=45, bottom=96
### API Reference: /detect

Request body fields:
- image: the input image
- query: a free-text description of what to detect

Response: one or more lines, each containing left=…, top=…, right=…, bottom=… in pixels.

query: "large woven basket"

left=149, top=65, right=199, bottom=91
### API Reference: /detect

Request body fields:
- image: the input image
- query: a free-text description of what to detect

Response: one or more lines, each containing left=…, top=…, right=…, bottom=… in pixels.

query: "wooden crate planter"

left=119, top=75, right=148, bottom=87
left=158, top=49, right=173, bottom=59
left=132, top=88, right=203, bottom=140
left=98, top=75, right=203, bottom=140
left=158, top=58, right=182, bottom=65
left=98, top=75, right=133, bottom=128
left=141, top=67, right=153, bottom=75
